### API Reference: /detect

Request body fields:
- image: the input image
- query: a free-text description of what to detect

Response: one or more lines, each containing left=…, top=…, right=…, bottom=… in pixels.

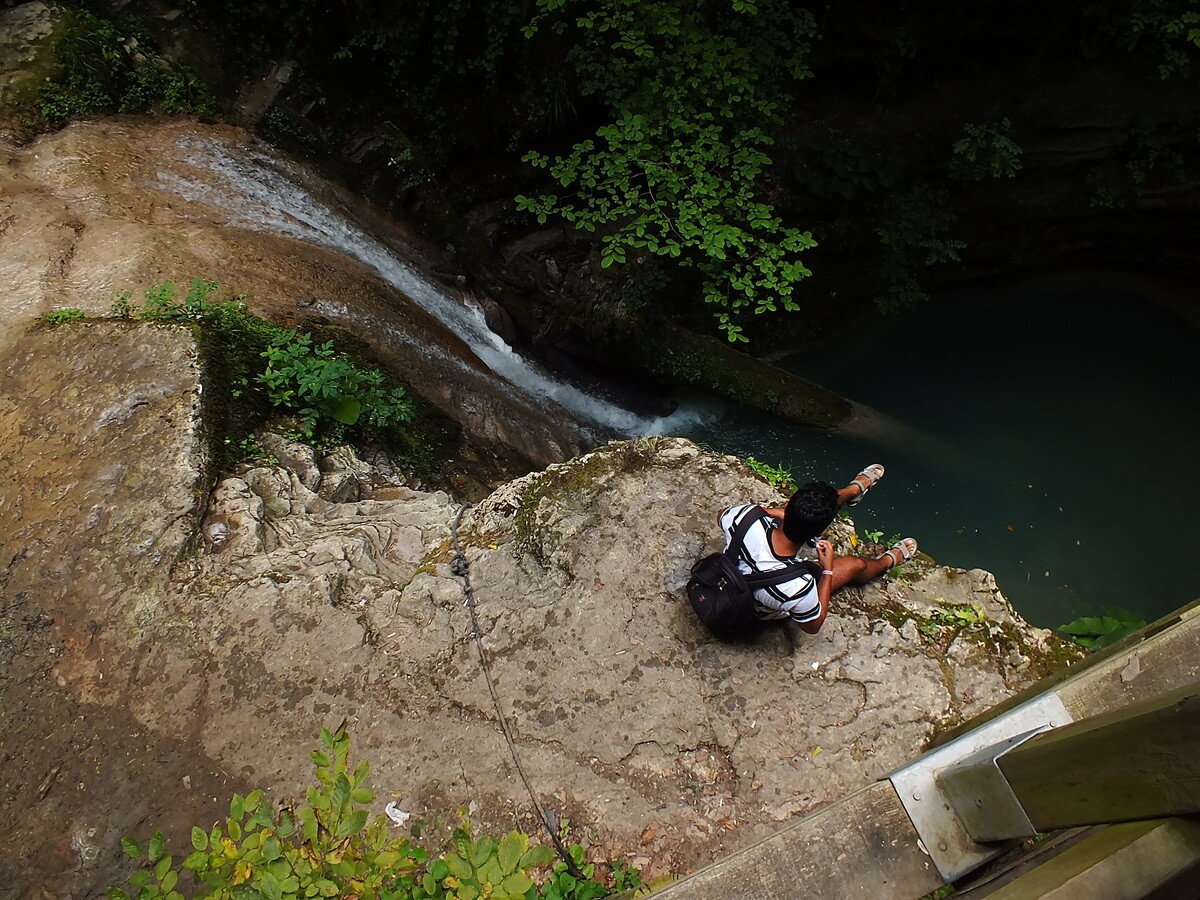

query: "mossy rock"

left=640, top=324, right=853, bottom=427
left=0, top=1, right=68, bottom=129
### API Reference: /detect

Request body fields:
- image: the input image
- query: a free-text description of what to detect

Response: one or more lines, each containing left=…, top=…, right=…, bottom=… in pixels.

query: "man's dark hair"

left=783, top=481, right=839, bottom=544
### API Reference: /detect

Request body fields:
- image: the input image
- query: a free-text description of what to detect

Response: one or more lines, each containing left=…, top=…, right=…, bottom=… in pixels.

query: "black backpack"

left=687, top=507, right=819, bottom=639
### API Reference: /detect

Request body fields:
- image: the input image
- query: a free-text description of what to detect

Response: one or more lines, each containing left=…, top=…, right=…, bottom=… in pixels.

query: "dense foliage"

left=516, top=0, right=818, bottom=341
left=37, top=8, right=217, bottom=125
left=43, top=1, right=1200, bottom=342
left=123, top=279, right=413, bottom=447
left=109, top=724, right=643, bottom=900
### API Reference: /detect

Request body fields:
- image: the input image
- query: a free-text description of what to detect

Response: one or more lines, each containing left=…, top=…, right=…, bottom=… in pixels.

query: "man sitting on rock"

left=719, top=465, right=917, bottom=634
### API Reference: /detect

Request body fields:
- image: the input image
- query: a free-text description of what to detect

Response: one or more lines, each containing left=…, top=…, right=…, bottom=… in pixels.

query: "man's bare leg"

left=837, top=464, right=885, bottom=508
left=827, top=539, right=917, bottom=592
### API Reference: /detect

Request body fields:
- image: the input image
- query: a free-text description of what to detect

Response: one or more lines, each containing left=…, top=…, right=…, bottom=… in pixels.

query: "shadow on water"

left=682, top=285, right=1200, bottom=629
left=841, top=400, right=967, bottom=469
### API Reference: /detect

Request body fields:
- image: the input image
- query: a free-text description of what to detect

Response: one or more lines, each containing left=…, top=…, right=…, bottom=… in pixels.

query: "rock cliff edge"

left=0, top=322, right=1077, bottom=893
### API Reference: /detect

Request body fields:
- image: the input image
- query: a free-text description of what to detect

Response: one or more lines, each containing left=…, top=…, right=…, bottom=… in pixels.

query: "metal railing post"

left=938, top=682, right=1200, bottom=841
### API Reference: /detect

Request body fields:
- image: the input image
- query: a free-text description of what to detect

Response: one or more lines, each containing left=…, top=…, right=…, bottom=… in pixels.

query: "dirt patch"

left=0, top=594, right=239, bottom=897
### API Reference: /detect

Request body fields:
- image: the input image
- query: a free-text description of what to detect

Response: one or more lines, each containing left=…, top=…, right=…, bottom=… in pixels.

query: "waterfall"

left=156, top=133, right=708, bottom=442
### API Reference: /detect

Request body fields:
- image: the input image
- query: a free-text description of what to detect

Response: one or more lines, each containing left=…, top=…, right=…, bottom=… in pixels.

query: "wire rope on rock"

left=448, top=503, right=581, bottom=875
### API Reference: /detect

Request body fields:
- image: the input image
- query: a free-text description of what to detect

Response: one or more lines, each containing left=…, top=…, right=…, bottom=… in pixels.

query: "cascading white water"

left=157, top=133, right=709, bottom=441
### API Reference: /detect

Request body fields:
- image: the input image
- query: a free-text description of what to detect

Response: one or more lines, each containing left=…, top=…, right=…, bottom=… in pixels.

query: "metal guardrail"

left=890, top=683, right=1200, bottom=883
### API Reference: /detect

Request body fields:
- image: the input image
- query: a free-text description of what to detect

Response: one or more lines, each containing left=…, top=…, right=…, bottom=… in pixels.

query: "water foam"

left=157, top=134, right=709, bottom=439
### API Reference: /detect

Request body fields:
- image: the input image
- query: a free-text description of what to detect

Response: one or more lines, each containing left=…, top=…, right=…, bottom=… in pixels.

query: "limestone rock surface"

left=0, top=118, right=583, bottom=466
left=0, top=331, right=1079, bottom=894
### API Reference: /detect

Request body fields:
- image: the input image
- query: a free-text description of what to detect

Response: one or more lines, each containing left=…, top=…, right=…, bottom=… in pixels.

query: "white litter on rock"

left=384, top=802, right=410, bottom=827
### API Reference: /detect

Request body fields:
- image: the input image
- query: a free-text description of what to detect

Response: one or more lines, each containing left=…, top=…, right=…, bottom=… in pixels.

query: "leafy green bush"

left=128, top=279, right=413, bottom=442
left=1127, top=1, right=1200, bottom=77
left=873, top=187, right=965, bottom=313
left=921, top=603, right=987, bottom=635
left=744, top=457, right=795, bottom=493
left=517, top=0, right=819, bottom=343
left=36, top=9, right=218, bottom=127
left=41, top=307, right=86, bottom=326
left=261, top=331, right=413, bottom=436
left=110, top=724, right=638, bottom=900
left=1058, top=607, right=1147, bottom=650
left=951, top=118, right=1023, bottom=181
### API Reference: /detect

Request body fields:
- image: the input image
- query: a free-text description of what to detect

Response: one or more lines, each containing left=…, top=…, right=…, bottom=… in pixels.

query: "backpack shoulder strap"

left=724, top=505, right=767, bottom=558
left=744, top=559, right=822, bottom=588
left=725, top=506, right=821, bottom=588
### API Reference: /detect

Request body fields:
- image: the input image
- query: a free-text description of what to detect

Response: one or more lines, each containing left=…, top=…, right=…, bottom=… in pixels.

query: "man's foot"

left=845, top=464, right=885, bottom=507
left=878, top=537, right=918, bottom=569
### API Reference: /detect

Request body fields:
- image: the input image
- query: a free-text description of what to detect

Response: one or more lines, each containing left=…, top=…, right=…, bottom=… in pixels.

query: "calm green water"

left=683, top=288, right=1200, bottom=629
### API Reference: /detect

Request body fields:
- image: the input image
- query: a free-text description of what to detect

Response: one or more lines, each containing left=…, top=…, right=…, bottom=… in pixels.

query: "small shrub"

left=128, top=278, right=415, bottom=446
left=42, top=308, right=86, bottom=326
left=744, top=457, right=796, bottom=493
left=1058, top=606, right=1146, bottom=650
left=36, top=8, right=218, bottom=127
left=260, top=107, right=322, bottom=150
left=261, top=331, right=413, bottom=437
left=110, top=724, right=639, bottom=900
left=951, top=118, right=1023, bottom=181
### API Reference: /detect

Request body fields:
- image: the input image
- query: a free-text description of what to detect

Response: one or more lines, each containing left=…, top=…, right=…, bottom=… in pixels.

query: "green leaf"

left=155, top=854, right=172, bottom=881
left=182, top=851, right=207, bottom=871
left=498, top=871, right=535, bottom=899
left=336, top=809, right=369, bottom=837
left=245, top=790, right=263, bottom=813
left=161, top=870, right=178, bottom=893
left=445, top=851, right=473, bottom=879
left=1094, top=622, right=1144, bottom=649
left=231, top=793, right=245, bottom=822
left=478, top=856, right=503, bottom=886
left=148, top=831, right=166, bottom=863
left=311, top=750, right=331, bottom=768
left=429, top=859, right=450, bottom=880
left=261, top=872, right=283, bottom=900
left=332, top=774, right=351, bottom=811
left=1058, top=616, right=1107, bottom=636
left=350, top=787, right=374, bottom=805
left=1105, top=606, right=1146, bottom=627
left=121, top=837, right=143, bottom=859
left=108, top=890, right=131, bottom=900
left=497, top=832, right=528, bottom=875
left=299, top=807, right=318, bottom=842
left=471, top=836, right=497, bottom=868
left=519, top=845, right=557, bottom=869
left=190, top=826, right=208, bottom=851
left=277, top=812, right=295, bottom=838
left=248, top=804, right=273, bottom=832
